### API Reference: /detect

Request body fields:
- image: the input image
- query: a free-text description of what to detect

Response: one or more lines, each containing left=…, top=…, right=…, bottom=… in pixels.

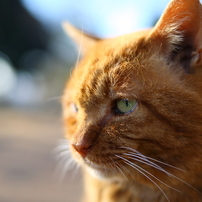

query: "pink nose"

left=72, top=143, right=92, bottom=158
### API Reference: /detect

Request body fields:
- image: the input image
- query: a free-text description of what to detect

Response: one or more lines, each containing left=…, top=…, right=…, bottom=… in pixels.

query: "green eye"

left=115, top=99, right=138, bottom=115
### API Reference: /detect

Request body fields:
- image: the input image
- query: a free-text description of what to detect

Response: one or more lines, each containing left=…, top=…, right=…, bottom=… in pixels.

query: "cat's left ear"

left=62, top=22, right=100, bottom=55
left=150, top=0, right=202, bottom=72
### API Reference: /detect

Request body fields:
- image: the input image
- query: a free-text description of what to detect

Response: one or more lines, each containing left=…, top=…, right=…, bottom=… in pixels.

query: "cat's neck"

left=83, top=171, right=202, bottom=202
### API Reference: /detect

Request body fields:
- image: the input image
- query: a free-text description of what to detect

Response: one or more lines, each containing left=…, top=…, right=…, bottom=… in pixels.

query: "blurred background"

left=0, top=0, right=192, bottom=201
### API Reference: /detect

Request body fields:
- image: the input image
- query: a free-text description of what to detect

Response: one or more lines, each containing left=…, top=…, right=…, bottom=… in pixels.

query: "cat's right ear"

left=149, top=0, right=202, bottom=72
left=62, top=22, right=100, bottom=55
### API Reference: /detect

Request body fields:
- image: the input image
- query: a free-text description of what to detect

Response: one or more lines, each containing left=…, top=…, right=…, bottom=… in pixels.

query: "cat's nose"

left=72, top=143, right=92, bottom=158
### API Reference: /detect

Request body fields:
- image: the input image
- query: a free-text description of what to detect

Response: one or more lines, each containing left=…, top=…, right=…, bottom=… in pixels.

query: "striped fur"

left=62, top=0, right=202, bottom=201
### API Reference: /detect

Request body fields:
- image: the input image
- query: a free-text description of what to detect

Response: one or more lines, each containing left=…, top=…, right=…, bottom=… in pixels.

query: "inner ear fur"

left=62, top=22, right=101, bottom=55
left=149, top=0, right=202, bottom=72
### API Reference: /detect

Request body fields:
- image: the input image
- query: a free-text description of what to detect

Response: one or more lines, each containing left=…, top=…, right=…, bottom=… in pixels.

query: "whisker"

left=54, top=148, right=70, bottom=155
left=165, top=172, right=201, bottom=194
left=53, top=139, right=79, bottom=183
left=133, top=159, right=180, bottom=193
left=53, top=139, right=70, bottom=150
left=120, top=147, right=201, bottom=194
left=69, top=66, right=81, bottom=88
left=107, top=160, right=118, bottom=176
left=55, top=150, right=72, bottom=162
left=110, top=157, right=129, bottom=181
left=75, top=25, right=84, bottom=70
left=54, top=155, right=73, bottom=181
left=68, top=25, right=84, bottom=88
left=124, top=153, right=169, bottom=175
left=116, top=154, right=171, bottom=202
left=116, top=154, right=181, bottom=193
left=116, top=164, right=129, bottom=181
left=58, top=157, right=77, bottom=183
left=103, top=162, right=108, bottom=177
left=53, top=141, right=70, bottom=164
left=127, top=151, right=185, bottom=172
left=69, top=161, right=80, bottom=180
left=119, top=163, right=136, bottom=181
left=121, top=147, right=185, bottom=172
left=109, top=157, right=119, bottom=175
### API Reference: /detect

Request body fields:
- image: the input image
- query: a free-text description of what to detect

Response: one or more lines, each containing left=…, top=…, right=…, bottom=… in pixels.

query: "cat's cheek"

left=64, top=119, right=78, bottom=141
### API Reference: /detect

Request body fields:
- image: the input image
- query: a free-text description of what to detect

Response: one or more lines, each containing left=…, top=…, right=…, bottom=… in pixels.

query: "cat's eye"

left=115, top=99, right=138, bottom=115
left=70, top=103, right=78, bottom=113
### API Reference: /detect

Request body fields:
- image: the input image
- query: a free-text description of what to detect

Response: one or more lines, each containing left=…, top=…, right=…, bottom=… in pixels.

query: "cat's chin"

left=84, top=161, right=121, bottom=181
left=86, top=166, right=109, bottom=179
left=86, top=165, right=117, bottom=180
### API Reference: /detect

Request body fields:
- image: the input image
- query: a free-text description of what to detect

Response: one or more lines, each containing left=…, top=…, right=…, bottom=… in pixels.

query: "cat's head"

left=62, top=0, right=202, bottom=187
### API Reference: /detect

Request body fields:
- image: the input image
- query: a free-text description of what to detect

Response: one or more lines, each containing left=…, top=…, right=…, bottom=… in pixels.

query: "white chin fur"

left=85, top=164, right=114, bottom=180
left=85, top=164, right=121, bottom=181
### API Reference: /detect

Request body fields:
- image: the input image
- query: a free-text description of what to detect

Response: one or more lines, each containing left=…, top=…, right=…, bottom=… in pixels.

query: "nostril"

left=72, top=143, right=92, bottom=158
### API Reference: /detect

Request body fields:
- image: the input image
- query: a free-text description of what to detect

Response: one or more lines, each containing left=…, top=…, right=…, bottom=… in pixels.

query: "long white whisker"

left=107, top=160, right=118, bottom=176
left=130, top=159, right=180, bottom=193
left=59, top=157, right=78, bottom=182
left=119, top=163, right=136, bottom=181
left=110, top=157, right=129, bottom=181
left=53, top=139, right=79, bottom=183
left=54, top=155, right=75, bottom=182
left=141, top=156, right=185, bottom=172
left=124, top=154, right=169, bottom=175
left=165, top=172, right=201, bottom=194
left=53, top=146, right=69, bottom=155
left=75, top=25, right=84, bottom=70
left=70, top=160, right=80, bottom=180
left=53, top=140, right=70, bottom=151
left=127, top=151, right=185, bottom=172
left=55, top=152, right=69, bottom=162
left=55, top=150, right=71, bottom=156
left=120, top=147, right=201, bottom=194
left=121, top=147, right=185, bottom=172
left=68, top=24, right=84, bottom=88
left=116, top=154, right=171, bottom=202
left=109, top=157, right=119, bottom=175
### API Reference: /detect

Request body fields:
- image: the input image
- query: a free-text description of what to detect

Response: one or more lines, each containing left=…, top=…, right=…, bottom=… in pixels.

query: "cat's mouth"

left=71, top=144, right=122, bottom=178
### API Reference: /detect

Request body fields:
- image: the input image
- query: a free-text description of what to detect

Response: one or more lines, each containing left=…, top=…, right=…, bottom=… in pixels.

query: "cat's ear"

left=150, top=0, right=202, bottom=72
left=62, top=22, right=100, bottom=55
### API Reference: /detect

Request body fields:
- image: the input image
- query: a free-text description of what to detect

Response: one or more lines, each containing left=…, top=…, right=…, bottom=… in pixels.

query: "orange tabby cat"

left=62, top=0, right=202, bottom=201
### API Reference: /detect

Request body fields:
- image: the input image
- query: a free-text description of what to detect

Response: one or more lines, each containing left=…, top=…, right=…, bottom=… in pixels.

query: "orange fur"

left=62, top=0, right=202, bottom=201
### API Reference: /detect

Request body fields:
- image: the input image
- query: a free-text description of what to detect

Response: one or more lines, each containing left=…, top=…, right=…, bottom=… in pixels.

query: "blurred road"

left=0, top=104, right=82, bottom=202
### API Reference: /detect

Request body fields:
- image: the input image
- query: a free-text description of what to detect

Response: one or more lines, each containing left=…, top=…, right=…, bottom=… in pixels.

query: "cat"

left=62, top=0, right=202, bottom=201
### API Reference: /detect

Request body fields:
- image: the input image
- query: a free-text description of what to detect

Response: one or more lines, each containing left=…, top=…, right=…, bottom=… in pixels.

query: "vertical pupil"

left=126, top=100, right=129, bottom=107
